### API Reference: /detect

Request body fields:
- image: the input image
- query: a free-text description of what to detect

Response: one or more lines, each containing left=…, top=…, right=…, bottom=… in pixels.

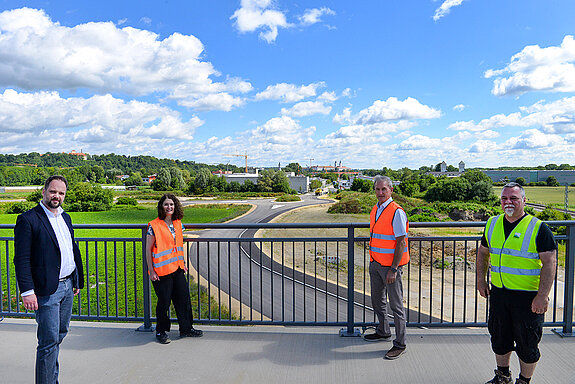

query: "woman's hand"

left=149, top=270, right=160, bottom=281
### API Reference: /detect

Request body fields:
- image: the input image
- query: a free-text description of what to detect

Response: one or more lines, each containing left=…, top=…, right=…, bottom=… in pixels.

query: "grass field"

left=1, top=203, right=250, bottom=321
left=493, top=185, right=575, bottom=208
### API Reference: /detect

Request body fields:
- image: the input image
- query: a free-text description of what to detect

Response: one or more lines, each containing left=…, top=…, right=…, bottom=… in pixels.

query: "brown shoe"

left=384, top=345, right=406, bottom=360
left=485, top=369, right=513, bottom=384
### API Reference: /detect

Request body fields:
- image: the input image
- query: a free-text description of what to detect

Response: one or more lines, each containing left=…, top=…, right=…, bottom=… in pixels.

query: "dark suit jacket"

left=14, top=204, right=84, bottom=297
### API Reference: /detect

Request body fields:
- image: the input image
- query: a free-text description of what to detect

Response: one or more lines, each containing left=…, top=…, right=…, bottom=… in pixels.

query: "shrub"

left=276, top=194, right=300, bottom=202
left=64, top=183, right=114, bottom=212
left=409, top=214, right=439, bottom=222
left=116, top=196, right=138, bottom=206
left=26, top=189, right=43, bottom=203
left=6, top=201, right=36, bottom=214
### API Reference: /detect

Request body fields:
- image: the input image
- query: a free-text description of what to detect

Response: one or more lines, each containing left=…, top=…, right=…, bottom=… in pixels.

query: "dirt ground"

left=256, top=202, right=566, bottom=324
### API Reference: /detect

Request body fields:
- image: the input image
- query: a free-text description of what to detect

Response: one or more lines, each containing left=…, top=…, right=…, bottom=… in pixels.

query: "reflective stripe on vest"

left=485, top=214, right=542, bottom=291
left=369, top=201, right=409, bottom=266
left=149, top=217, right=185, bottom=276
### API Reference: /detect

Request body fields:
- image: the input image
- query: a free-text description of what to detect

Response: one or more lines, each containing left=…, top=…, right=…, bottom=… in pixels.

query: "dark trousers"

left=151, top=268, right=194, bottom=334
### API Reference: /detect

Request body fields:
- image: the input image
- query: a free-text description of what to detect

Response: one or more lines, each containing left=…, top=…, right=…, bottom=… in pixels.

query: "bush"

left=6, top=201, right=36, bottom=214
left=26, top=189, right=43, bottom=203
left=327, top=191, right=377, bottom=214
left=116, top=196, right=138, bottom=206
left=276, top=194, right=300, bottom=202
left=64, top=183, right=114, bottom=212
left=408, top=214, right=439, bottom=222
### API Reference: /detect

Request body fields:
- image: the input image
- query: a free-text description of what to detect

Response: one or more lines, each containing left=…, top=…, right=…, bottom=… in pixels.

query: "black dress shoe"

left=156, top=332, right=171, bottom=344
left=180, top=328, right=203, bottom=338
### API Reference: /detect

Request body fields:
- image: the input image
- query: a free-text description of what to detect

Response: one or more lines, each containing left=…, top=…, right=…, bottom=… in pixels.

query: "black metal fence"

left=1, top=221, right=573, bottom=336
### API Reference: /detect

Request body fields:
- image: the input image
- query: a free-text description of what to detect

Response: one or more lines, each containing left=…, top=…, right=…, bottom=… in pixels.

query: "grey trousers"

left=369, top=261, right=407, bottom=348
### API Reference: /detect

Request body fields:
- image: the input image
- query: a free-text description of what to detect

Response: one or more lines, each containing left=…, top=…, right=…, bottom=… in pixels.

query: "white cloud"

left=396, top=134, right=443, bottom=150
left=255, top=82, right=325, bottom=103
left=505, top=129, right=565, bottom=149
left=0, top=89, right=202, bottom=152
left=281, top=101, right=331, bottom=117
left=230, top=0, right=290, bottom=43
left=433, top=0, right=465, bottom=22
left=338, top=97, right=441, bottom=125
left=485, top=35, right=575, bottom=96
left=469, top=139, right=496, bottom=153
left=0, top=7, right=248, bottom=108
left=448, top=96, right=575, bottom=133
left=299, top=7, right=335, bottom=26
left=453, top=104, right=466, bottom=111
left=140, top=17, right=152, bottom=25
left=178, top=93, right=245, bottom=112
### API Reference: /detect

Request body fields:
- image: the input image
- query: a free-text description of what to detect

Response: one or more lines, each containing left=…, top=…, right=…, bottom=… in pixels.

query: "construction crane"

left=307, top=158, right=314, bottom=169
left=224, top=153, right=249, bottom=173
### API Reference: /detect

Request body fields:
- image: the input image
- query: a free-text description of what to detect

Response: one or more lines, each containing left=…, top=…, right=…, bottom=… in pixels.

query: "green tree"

left=283, top=162, right=302, bottom=175
left=272, top=170, right=291, bottom=193
left=546, top=175, right=560, bottom=186
left=515, top=177, right=526, bottom=186
left=169, top=167, right=186, bottom=190
left=310, top=179, right=322, bottom=190
left=124, top=172, right=144, bottom=186
left=424, top=177, right=472, bottom=202
left=153, top=168, right=172, bottom=191
left=64, top=183, right=113, bottom=211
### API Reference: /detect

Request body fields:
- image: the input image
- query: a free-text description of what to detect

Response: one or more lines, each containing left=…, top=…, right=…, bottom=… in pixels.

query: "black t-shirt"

left=481, top=214, right=557, bottom=253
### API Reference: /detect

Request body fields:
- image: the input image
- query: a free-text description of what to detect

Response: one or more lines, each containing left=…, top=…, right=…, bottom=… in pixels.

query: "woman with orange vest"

left=145, top=194, right=203, bottom=344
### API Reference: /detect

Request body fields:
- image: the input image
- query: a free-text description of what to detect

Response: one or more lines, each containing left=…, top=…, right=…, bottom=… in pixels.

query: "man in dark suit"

left=14, top=175, right=84, bottom=384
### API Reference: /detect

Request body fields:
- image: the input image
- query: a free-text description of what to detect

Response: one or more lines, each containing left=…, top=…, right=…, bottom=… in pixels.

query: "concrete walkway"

left=1, top=318, right=574, bottom=383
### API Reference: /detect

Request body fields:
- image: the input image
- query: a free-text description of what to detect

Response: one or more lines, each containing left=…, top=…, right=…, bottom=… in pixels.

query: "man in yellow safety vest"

left=477, top=182, right=557, bottom=384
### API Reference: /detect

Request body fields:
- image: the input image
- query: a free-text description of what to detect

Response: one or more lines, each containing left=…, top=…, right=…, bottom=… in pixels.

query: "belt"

left=59, top=273, right=73, bottom=282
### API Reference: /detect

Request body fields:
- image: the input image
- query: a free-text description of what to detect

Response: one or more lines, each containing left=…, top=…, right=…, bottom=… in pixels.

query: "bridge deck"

left=1, top=318, right=573, bottom=383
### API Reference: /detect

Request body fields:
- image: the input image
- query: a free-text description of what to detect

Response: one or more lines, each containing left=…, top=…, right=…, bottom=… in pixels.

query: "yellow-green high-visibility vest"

left=485, top=214, right=542, bottom=291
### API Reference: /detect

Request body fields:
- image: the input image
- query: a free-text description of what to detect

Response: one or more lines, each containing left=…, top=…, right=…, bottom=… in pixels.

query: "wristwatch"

left=390, top=267, right=398, bottom=273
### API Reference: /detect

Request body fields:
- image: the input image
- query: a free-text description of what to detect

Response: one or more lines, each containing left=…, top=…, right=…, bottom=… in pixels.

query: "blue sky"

left=1, top=0, right=574, bottom=170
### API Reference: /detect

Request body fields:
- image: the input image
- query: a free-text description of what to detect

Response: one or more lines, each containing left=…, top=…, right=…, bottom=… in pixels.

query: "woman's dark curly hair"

left=157, top=194, right=184, bottom=220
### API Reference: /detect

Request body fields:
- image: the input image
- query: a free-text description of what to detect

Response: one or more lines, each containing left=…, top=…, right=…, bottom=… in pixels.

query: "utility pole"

left=566, top=183, right=569, bottom=213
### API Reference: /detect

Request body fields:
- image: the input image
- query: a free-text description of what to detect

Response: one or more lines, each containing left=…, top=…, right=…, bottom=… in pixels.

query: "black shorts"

left=488, top=286, right=544, bottom=364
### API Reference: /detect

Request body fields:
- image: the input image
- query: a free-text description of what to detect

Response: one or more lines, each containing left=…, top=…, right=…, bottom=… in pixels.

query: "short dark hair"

left=157, top=193, right=184, bottom=220
left=44, top=175, right=68, bottom=190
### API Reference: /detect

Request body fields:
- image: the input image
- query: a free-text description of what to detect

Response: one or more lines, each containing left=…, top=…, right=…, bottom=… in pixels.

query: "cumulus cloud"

left=469, top=139, right=496, bottom=153
left=255, top=82, right=325, bottom=103
left=396, top=134, right=443, bottom=150
left=281, top=101, right=331, bottom=117
left=0, top=7, right=249, bottom=110
left=0, top=89, right=202, bottom=152
left=433, top=0, right=465, bottom=22
left=485, top=35, right=575, bottom=96
left=335, top=97, right=441, bottom=125
left=453, top=104, right=466, bottom=111
left=505, top=129, right=565, bottom=150
left=448, top=96, right=575, bottom=133
left=299, top=7, right=335, bottom=26
left=230, top=0, right=290, bottom=43
left=230, top=1, right=335, bottom=43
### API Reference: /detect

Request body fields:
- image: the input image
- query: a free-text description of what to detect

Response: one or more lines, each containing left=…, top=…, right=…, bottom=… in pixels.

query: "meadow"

left=492, top=185, right=575, bottom=209
left=1, top=203, right=250, bottom=321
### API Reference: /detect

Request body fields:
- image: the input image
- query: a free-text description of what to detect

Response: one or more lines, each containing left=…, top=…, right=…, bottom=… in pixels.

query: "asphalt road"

left=184, top=194, right=378, bottom=326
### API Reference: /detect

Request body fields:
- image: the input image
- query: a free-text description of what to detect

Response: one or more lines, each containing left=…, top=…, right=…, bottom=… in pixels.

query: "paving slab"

left=1, top=318, right=574, bottom=383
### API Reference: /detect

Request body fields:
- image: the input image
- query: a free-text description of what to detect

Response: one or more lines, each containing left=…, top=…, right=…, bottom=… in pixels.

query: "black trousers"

left=151, top=268, right=194, bottom=334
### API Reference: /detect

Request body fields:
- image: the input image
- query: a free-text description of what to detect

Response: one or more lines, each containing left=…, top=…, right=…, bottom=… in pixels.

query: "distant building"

left=427, top=160, right=465, bottom=178
left=481, top=169, right=575, bottom=185
left=68, top=150, right=88, bottom=160
left=219, top=170, right=310, bottom=193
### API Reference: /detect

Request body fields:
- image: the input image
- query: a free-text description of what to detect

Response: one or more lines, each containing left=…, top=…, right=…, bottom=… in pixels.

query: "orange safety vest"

left=369, top=201, right=409, bottom=266
left=149, top=217, right=185, bottom=276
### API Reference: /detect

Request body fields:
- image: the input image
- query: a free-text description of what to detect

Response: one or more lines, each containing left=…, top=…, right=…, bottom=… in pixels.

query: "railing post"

left=554, top=223, right=575, bottom=337
left=137, top=226, right=153, bottom=332
left=340, top=224, right=360, bottom=337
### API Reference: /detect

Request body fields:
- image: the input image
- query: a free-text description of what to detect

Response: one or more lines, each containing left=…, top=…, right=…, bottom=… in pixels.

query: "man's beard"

left=46, top=199, right=61, bottom=209
left=504, top=205, right=515, bottom=216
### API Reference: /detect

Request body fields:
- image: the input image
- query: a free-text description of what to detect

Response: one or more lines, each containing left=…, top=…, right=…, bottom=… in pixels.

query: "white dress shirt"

left=375, top=197, right=408, bottom=238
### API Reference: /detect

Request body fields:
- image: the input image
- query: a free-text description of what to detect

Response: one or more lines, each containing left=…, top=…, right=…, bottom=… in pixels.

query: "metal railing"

left=1, top=221, right=574, bottom=336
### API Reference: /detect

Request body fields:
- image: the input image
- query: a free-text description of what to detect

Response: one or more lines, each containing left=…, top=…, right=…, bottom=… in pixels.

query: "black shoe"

left=180, top=328, right=203, bottom=338
left=363, top=332, right=391, bottom=342
left=156, top=332, right=171, bottom=344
